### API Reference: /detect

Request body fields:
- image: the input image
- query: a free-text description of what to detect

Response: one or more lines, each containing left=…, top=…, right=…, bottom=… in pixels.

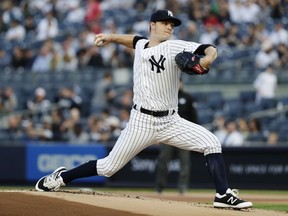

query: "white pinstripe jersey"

left=133, top=38, right=201, bottom=111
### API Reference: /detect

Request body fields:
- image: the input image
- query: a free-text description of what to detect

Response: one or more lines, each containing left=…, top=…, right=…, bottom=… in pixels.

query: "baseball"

left=94, top=38, right=103, bottom=47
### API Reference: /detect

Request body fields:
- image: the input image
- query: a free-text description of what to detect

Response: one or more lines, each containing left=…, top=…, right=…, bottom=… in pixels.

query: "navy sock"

left=205, top=153, right=228, bottom=195
left=61, top=160, right=98, bottom=184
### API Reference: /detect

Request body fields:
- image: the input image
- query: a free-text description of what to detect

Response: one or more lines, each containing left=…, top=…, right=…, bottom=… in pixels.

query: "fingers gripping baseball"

left=94, top=34, right=110, bottom=47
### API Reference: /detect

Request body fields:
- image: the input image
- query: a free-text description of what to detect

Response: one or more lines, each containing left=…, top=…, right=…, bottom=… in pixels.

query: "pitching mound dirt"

left=1, top=190, right=287, bottom=216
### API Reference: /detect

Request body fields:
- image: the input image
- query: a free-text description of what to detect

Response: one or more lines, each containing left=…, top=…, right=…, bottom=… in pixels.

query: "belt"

left=133, top=105, right=175, bottom=117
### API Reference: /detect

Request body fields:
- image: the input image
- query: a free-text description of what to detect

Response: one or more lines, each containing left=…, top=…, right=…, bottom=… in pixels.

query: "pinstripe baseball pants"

left=97, top=109, right=222, bottom=177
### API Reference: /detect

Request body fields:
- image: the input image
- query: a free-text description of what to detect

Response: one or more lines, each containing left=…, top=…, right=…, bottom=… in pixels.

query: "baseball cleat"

left=213, top=188, right=253, bottom=209
left=35, top=167, right=67, bottom=192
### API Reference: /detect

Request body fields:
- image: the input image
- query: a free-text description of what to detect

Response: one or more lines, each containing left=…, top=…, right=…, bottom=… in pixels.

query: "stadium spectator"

left=217, top=119, right=244, bottom=147
left=88, top=114, right=111, bottom=143
left=23, top=15, right=37, bottom=34
left=253, top=64, right=278, bottom=103
left=35, top=10, right=59, bottom=41
left=105, top=115, right=121, bottom=141
left=4, top=114, right=24, bottom=141
left=76, top=48, right=89, bottom=69
left=5, top=19, right=26, bottom=42
left=58, top=42, right=78, bottom=72
left=228, top=0, right=246, bottom=24
left=212, top=0, right=231, bottom=25
left=268, top=22, right=288, bottom=47
left=54, top=86, right=83, bottom=116
left=84, top=0, right=101, bottom=24
left=64, top=1, right=85, bottom=24
left=101, top=0, right=135, bottom=10
left=276, top=43, right=288, bottom=69
left=84, top=0, right=102, bottom=34
left=50, top=109, right=65, bottom=141
left=23, top=116, right=53, bottom=141
left=237, top=117, right=251, bottom=141
left=10, top=46, right=26, bottom=69
left=0, top=14, right=8, bottom=33
left=118, top=108, right=130, bottom=130
left=26, top=0, right=51, bottom=14
left=186, top=0, right=208, bottom=22
left=215, top=23, right=243, bottom=48
left=0, top=48, right=11, bottom=69
left=54, top=0, right=81, bottom=14
left=178, top=20, right=200, bottom=42
left=21, top=48, right=35, bottom=70
left=31, top=44, right=53, bottom=72
left=241, top=0, right=261, bottom=24
left=26, top=87, right=52, bottom=123
left=2, top=86, right=18, bottom=113
left=113, top=88, right=133, bottom=110
left=2, top=1, right=23, bottom=25
left=78, top=27, right=96, bottom=48
left=248, top=118, right=261, bottom=132
left=269, top=0, right=285, bottom=20
left=86, top=46, right=105, bottom=68
left=91, top=72, right=116, bottom=112
left=202, top=9, right=224, bottom=29
left=255, top=39, right=279, bottom=70
left=267, top=131, right=279, bottom=145
left=67, top=122, right=90, bottom=144
left=212, top=112, right=226, bottom=134
left=59, top=107, right=81, bottom=140
left=199, top=23, right=218, bottom=44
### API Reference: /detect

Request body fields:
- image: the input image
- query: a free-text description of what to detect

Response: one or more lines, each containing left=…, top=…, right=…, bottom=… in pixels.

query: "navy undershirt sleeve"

left=194, top=44, right=216, bottom=55
left=133, top=36, right=147, bottom=49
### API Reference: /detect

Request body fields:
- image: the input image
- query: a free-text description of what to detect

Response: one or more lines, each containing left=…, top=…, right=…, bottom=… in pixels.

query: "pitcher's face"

left=151, top=21, right=174, bottom=42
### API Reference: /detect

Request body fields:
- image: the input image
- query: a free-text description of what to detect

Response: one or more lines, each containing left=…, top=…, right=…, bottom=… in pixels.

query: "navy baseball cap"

left=150, top=10, right=181, bottom=27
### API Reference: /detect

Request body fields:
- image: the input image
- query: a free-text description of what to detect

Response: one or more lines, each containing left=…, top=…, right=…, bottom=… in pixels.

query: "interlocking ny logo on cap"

left=167, top=10, right=173, bottom=17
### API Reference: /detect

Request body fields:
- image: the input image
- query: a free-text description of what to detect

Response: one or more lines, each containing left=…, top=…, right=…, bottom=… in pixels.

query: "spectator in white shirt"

left=5, top=19, right=26, bottom=42
left=253, top=64, right=278, bottom=103
left=199, top=23, right=218, bottom=44
left=215, top=120, right=244, bottom=147
left=255, top=39, right=279, bottom=70
left=36, top=11, right=59, bottom=41
left=269, top=22, right=288, bottom=46
left=2, top=1, right=23, bottom=25
left=241, top=0, right=261, bottom=24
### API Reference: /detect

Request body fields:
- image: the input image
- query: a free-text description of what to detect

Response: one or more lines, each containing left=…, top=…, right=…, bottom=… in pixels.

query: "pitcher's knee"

left=97, top=158, right=121, bottom=177
left=101, top=169, right=117, bottom=177
left=204, top=137, right=222, bottom=155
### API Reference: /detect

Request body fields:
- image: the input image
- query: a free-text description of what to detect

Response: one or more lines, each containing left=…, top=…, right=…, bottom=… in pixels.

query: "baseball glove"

left=175, top=51, right=209, bottom=75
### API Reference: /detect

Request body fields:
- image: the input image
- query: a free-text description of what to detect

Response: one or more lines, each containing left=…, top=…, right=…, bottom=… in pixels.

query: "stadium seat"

left=223, top=98, right=243, bottom=119
left=278, top=128, right=288, bottom=142
left=246, top=132, right=265, bottom=142
left=197, top=110, right=214, bottom=125
left=239, top=90, right=256, bottom=104
left=243, top=102, right=262, bottom=116
left=206, top=91, right=223, bottom=111
left=260, top=98, right=278, bottom=110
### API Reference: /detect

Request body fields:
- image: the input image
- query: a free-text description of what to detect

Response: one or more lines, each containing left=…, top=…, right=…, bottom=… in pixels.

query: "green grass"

left=243, top=189, right=288, bottom=195
left=253, top=203, right=288, bottom=212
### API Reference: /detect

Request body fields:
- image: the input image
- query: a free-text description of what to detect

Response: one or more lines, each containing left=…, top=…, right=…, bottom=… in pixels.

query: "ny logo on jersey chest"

left=149, top=55, right=166, bottom=73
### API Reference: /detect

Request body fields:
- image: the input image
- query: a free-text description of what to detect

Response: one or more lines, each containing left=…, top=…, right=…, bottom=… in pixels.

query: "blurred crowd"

left=0, top=0, right=287, bottom=145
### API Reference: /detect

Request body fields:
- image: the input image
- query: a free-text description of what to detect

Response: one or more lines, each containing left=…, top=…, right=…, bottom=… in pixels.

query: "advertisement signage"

left=26, top=144, right=107, bottom=183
